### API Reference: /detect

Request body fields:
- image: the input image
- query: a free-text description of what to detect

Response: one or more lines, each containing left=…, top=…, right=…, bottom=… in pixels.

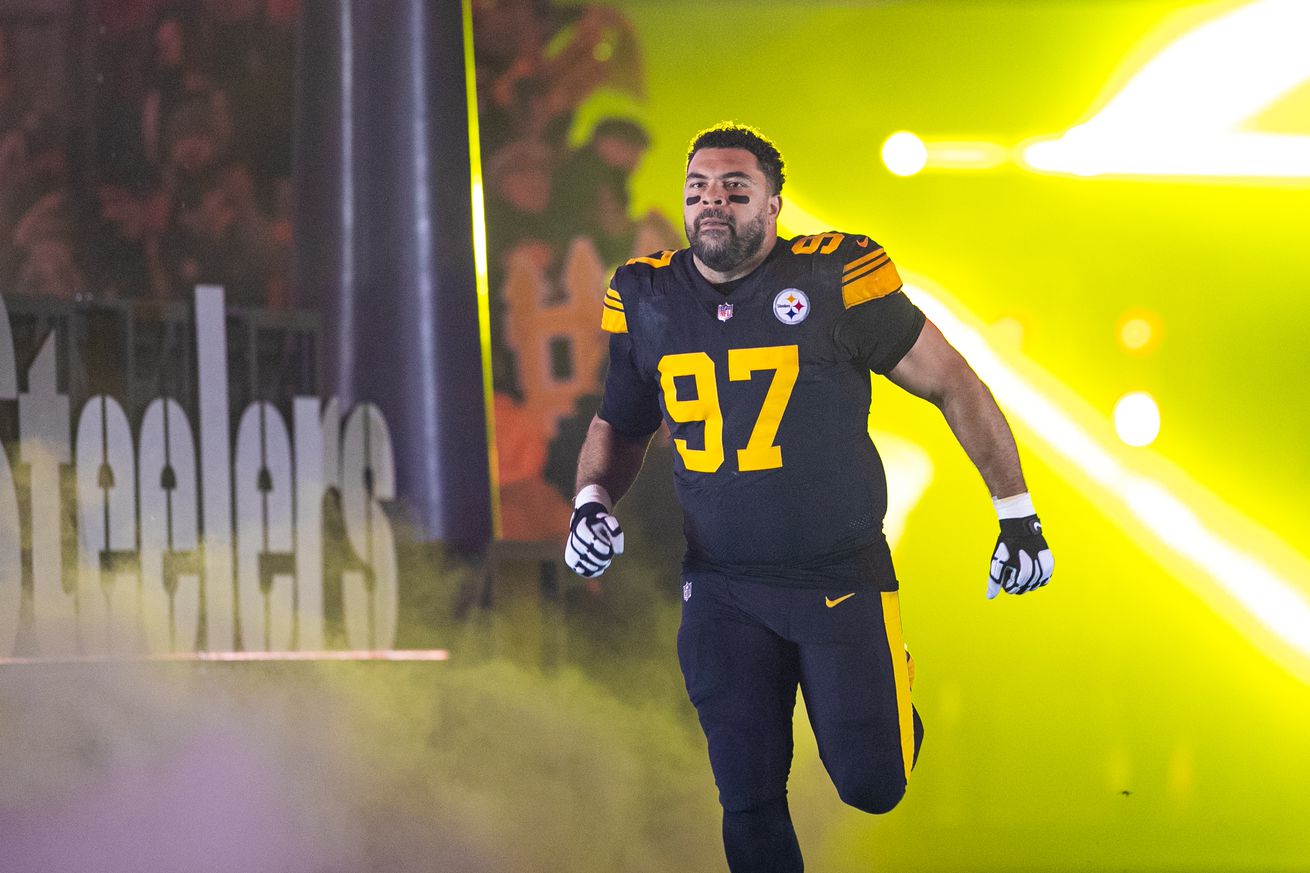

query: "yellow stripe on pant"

left=880, top=591, right=914, bottom=781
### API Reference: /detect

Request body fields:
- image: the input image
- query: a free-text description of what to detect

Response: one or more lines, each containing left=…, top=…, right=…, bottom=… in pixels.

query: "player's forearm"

left=938, top=375, right=1027, bottom=499
left=574, top=414, right=653, bottom=505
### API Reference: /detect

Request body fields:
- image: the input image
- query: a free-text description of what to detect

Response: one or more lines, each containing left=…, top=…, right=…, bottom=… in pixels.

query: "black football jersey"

left=598, top=232, right=925, bottom=589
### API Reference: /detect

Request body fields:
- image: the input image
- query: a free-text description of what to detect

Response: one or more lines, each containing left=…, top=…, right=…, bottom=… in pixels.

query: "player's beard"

left=686, top=209, right=767, bottom=274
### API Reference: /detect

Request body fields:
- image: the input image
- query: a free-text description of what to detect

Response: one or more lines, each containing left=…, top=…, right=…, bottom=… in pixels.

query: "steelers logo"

left=773, top=288, right=810, bottom=325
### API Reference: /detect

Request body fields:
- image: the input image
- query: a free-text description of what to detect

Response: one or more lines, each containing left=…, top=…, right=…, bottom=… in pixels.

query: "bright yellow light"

left=882, top=131, right=928, bottom=176
left=1119, top=317, right=1153, bottom=351
left=992, top=316, right=1025, bottom=348
left=874, top=432, right=933, bottom=550
left=1020, top=0, right=1310, bottom=179
left=1116, top=308, right=1161, bottom=354
left=463, top=0, right=501, bottom=537
left=879, top=137, right=1009, bottom=174
left=776, top=198, right=831, bottom=237
left=1114, top=391, right=1161, bottom=447
left=925, top=141, right=1008, bottom=170
left=903, top=272, right=1310, bottom=677
left=780, top=201, right=1310, bottom=681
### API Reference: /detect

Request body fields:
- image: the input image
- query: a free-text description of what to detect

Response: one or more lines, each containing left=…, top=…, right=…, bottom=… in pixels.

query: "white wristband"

left=993, top=491, right=1036, bottom=520
left=574, top=484, right=614, bottom=512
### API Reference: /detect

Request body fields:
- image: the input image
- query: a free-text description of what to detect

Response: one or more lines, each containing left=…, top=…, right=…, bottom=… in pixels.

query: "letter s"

left=340, top=403, right=398, bottom=650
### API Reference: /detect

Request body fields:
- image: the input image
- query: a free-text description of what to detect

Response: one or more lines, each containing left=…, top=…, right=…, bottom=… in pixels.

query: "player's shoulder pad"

left=784, top=231, right=903, bottom=309
left=602, top=248, right=679, bottom=333
left=623, top=249, right=678, bottom=271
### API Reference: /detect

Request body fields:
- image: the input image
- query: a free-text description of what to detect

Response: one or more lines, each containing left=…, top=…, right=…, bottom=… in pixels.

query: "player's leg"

left=677, top=575, right=804, bottom=873
left=794, top=588, right=922, bottom=815
left=721, top=797, right=802, bottom=873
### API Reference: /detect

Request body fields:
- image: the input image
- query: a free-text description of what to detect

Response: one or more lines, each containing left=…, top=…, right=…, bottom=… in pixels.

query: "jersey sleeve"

left=837, top=235, right=904, bottom=308
left=596, top=267, right=661, bottom=437
left=599, top=251, right=676, bottom=335
left=830, top=236, right=925, bottom=373
left=834, top=290, right=925, bottom=373
left=600, top=280, right=628, bottom=333
left=598, top=331, right=662, bottom=438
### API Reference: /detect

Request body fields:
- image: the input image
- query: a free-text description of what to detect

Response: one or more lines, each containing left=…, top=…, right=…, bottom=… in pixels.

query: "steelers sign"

left=773, top=288, right=810, bottom=324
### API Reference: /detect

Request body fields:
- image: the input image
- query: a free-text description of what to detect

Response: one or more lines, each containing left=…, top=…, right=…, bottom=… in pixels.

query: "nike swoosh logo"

left=856, top=237, right=869, bottom=248
left=825, top=593, right=856, bottom=608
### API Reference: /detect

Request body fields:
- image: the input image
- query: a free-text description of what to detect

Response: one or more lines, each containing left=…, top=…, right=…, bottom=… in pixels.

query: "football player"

left=566, top=123, right=1053, bottom=873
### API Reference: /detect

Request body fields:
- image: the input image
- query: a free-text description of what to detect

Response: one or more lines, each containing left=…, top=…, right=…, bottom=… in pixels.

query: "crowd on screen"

left=0, top=0, right=661, bottom=539
left=0, top=0, right=295, bottom=306
left=472, top=0, right=677, bottom=540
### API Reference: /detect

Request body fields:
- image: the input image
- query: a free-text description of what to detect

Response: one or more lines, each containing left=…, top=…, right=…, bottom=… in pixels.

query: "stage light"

left=883, top=131, right=927, bottom=176
left=1019, top=0, right=1310, bottom=179
left=924, top=141, right=1008, bottom=171
left=901, top=273, right=1310, bottom=675
left=992, top=316, right=1025, bottom=348
left=780, top=200, right=1310, bottom=680
left=463, top=0, right=501, bottom=536
left=875, top=432, right=933, bottom=551
left=1114, top=391, right=1161, bottom=447
left=1119, top=317, right=1154, bottom=352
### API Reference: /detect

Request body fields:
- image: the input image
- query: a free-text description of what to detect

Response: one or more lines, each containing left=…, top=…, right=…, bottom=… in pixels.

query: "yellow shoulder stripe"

left=843, top=247, right=888, bottom=277
left=601, top=307, right=628, bottom=333
left=842, top=258, right=903, bottom=309
left=625, top=250, right=675, bottom=269
left=601, top=285, right=627, bottom=332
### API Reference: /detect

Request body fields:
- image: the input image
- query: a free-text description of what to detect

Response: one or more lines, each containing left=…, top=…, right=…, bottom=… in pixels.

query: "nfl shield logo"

left=683, top=579, right=693, bottom=601
left=717, top=302, right=734, bottom=322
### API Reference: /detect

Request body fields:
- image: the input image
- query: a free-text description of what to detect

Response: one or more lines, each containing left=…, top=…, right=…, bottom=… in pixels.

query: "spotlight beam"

left=1020, top=0, right=1310, bottom=179
left=910, top=274, right=1310, bottom=677
left=779, top=200, right=1310, bottom=680
left=885, top=2, right=1310, bottom=181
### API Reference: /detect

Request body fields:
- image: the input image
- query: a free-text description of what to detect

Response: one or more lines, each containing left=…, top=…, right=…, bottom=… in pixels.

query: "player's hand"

left=987, top=515, right=1053, bottom=599
left=565, top=501, right=624, bottom=578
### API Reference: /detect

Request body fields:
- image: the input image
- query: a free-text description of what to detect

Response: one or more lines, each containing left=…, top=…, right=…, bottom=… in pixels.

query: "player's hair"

left=686, top=123, right=785, bottom=195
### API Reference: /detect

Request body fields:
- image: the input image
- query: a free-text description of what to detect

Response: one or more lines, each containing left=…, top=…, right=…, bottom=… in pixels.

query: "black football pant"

left=677, top=572, right=923, bottom=873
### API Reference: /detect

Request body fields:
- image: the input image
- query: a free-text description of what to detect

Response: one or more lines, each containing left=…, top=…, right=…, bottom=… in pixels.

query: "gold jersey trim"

left=842, top=252, right=903, bottom=309
left=601, top=285, right=628, bottom=333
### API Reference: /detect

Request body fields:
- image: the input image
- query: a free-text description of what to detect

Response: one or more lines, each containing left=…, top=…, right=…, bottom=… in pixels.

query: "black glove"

left=564, top=501, right=624, bottom=578
left=988, top=514, right=1053, bottom=599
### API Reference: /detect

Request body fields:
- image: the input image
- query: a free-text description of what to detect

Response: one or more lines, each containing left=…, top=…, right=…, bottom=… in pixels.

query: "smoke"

left=0, top=434, right=728, bottom=872
left=0, top=647, right=723, bottom=872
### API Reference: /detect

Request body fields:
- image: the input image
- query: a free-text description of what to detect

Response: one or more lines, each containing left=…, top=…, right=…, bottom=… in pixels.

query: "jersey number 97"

left=657, top=345, right=799, bottom=473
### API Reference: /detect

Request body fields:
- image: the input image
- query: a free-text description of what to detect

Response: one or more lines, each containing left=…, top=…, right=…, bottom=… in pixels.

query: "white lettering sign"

left=0, top=286, right=400, bottom=657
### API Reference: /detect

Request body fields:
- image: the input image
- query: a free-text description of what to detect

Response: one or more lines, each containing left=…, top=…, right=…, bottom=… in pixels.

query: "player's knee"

left=720, top=787, right=786, bottom=814
left=835, top=774, right=906, bottom=815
